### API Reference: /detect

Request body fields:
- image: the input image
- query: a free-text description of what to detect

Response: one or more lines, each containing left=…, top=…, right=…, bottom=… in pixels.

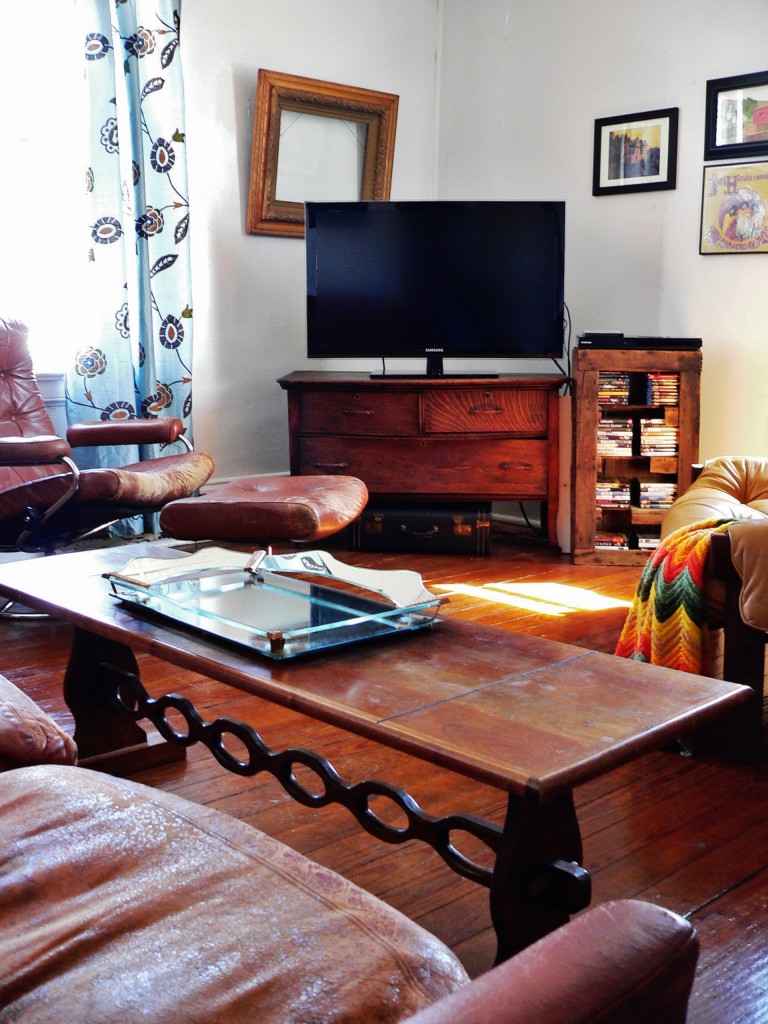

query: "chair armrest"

left=0, top=435, right=72, bottom=465
left=67, top=417, right=187, bottom=448
left=725, top=519, right=768, bottom=632
left=407, top=900, right=699, bottom=1024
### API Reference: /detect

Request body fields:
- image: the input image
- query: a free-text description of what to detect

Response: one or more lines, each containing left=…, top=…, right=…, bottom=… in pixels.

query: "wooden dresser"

left=278, top=371, right=565, bottom=546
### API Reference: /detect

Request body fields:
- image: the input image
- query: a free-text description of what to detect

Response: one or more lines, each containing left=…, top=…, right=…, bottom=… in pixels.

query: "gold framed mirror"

left=247, top=70, right=398, bottom=237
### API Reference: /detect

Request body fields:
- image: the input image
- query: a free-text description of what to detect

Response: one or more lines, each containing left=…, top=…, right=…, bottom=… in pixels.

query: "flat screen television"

left=305, top=199, right=565, bottom=377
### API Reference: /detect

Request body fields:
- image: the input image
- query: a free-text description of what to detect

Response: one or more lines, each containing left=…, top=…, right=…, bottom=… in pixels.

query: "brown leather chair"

left=0, top=318, right=214, bottom=552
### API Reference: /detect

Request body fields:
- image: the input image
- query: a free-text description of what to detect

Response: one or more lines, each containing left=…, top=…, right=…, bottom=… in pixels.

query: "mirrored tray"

left=104, top=547, right=444, bottom=659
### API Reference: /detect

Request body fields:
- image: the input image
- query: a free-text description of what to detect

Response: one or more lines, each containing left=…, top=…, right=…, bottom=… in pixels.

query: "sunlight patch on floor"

left=433, top=581, right=632, bottom=617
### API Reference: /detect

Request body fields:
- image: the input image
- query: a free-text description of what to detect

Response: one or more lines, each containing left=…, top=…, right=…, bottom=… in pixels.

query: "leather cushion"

left=0, top=320, right=58, bottom=440
left=75, top=451, right=216, bottom=505
left=160, top=475, right=369, bottom=542
left=0, top=675, right=76, bottom=771
left=0, top=764, right=467, bottom=1024
left=662, top=455, right=768, bottom=537
left=0, top=451, right=215, bottom=521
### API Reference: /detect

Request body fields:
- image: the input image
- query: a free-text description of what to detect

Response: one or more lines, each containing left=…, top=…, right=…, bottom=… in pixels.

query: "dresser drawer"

left=299, top=437, right=548, bottom=497
left=423, top=388, right=548, bottom=434
left=298, top=390, right=420, bottom=435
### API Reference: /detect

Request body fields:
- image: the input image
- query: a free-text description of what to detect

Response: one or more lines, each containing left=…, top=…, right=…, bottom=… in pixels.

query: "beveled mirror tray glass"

left=104, top=548, right=442, bottom=660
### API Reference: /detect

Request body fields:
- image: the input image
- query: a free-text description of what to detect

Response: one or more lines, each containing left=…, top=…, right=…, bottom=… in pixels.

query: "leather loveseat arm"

left=407, top=899, right=699, bottom=1024
left=723, top=519, right=768, bottom=632
left=67, top=417, right=188, bottom=449
left=0, top=675, right=77, bottom=771
left=0, top=435, right=72, bottom=465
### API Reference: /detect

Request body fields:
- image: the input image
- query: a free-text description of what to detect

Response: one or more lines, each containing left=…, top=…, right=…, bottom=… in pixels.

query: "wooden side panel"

left=571, top=360, right=600, bottom=560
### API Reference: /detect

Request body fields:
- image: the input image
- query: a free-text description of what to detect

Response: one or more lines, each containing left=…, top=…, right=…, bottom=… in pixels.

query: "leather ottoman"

left=160, top=474, right=368, bottom=543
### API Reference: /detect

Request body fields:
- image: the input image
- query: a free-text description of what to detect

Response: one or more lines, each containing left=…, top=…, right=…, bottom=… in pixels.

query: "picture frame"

left=592, top=107, right=679, bottom=196
left=704, top=70, right=768, bottom=162
left=247, top=69, right=398, bottom=238
left=699, top=161, right=768, bottom=254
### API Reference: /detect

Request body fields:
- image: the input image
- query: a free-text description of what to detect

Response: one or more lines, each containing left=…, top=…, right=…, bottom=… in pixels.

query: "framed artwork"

left=247, top=69, right=398, bottom=238
left=592, top=107, right=678, bottom=196
left=699, top=161, right=768, bottom=254
left=704, top=70, right=768, bottom=162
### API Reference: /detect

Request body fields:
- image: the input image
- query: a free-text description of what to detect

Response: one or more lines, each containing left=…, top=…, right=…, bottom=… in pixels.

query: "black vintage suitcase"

left=351, top=502, right=491, bottom=555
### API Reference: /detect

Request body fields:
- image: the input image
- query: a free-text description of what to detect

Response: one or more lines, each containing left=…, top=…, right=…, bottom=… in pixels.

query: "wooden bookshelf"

left=571, top=348, right=701, bottom=564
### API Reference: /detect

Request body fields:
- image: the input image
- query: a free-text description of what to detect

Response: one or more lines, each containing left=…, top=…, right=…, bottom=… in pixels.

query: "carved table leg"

left=490, top=789, right=591, bottom=963
left=64, top=626, right=185, bottom=772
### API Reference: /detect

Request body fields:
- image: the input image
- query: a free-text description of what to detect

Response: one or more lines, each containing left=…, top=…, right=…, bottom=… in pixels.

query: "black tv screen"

left=305, top=200, right=565, bottom=376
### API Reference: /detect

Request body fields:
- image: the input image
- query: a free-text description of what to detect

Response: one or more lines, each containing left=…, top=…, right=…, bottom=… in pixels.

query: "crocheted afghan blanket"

left=615, top=518, right=735, bottom=675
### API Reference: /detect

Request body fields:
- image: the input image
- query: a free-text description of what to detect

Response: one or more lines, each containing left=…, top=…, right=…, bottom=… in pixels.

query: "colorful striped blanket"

left=615, top=518, right=736, bottom=674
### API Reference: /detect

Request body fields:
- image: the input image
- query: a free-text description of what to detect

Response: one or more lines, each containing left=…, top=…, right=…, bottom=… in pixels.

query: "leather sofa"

left=0, top=677, right=700, bottom=1023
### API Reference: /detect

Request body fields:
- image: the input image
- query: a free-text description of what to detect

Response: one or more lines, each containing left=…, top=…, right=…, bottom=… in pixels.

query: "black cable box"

left=578, top=333, right=702, bottom=350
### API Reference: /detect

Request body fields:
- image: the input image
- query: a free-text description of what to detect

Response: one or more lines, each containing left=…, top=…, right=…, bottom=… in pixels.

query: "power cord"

left=549, top=302, right=573, bottom=393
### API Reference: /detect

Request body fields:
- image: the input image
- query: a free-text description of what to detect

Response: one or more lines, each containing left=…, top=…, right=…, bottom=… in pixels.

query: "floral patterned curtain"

left=70, top=0, right=194, bottom=531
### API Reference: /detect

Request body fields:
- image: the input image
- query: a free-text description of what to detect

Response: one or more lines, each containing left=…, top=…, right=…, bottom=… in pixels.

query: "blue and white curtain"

left=69, top=0, right=195, bottom=515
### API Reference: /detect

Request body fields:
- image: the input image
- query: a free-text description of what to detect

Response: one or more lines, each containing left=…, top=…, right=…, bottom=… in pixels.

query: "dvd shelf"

left=639, top=416, right=679, bottom=456
left=597, top=417, right=633, bottom=457
left=572, top=348, right=701, bottom=565
left=598, top=371, right=631, bottom=405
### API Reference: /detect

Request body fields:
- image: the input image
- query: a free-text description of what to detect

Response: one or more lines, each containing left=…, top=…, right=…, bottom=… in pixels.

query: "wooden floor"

left=6, top=524, right=768, bottom=1023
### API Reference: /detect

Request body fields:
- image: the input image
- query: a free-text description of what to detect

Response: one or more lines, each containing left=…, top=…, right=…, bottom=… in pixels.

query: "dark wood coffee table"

left=0, top=541, right=752, bottom=963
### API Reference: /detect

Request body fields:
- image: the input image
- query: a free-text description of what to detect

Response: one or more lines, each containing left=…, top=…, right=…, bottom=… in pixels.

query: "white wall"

left=182, top=0, right=441, bottom=479
left=437, top=0, right=768, bottom=458
left=182, top=0, right=768, bottom=490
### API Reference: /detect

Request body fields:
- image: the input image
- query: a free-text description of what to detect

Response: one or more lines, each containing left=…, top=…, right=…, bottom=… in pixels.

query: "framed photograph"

left=704, top=70, right=768, bottom=162
left=699, top=161, right=768, bottom=254
left=592, top=107, right=678, bottom=196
